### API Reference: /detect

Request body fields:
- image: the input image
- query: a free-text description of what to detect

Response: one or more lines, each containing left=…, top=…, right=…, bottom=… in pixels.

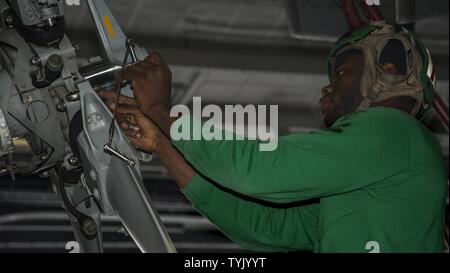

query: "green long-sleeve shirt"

left=173, top=107, right=447, bottom=253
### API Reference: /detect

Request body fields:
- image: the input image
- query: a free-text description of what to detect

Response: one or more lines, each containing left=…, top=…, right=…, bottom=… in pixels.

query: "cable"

left=339, top=0, right=365, bottom=29
left=108, top=46, right=131, bottom=146
left=56, top=162, right=98, bottom=240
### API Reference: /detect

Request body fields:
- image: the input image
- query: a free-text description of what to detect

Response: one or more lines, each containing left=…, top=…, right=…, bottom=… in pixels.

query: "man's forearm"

left=154, top=134, right=195, bottom=189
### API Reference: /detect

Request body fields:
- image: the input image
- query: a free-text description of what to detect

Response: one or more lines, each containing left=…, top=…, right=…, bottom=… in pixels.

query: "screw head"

left=31, top=57, right=41, bottom=66
left=40, top=152, right=49, bottom=161
left=56, top=101, right=66, bottom=112
left=6, top=15, right=14, bottom=25
left=81, top=219, right=98, bottom=237
left=68, top=157, right=79, bottom=166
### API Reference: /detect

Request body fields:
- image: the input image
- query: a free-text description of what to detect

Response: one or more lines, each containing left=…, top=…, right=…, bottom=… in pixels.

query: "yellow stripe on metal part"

left=103, top=16, right=116, bottom=38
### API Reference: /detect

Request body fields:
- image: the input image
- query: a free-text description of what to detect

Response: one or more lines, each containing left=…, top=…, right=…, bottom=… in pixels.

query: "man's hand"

left=98, top=90, right=195, bottom=188
left=98, top=90, right=162, bottom=153
left=123, top=52, right=172, bottom=117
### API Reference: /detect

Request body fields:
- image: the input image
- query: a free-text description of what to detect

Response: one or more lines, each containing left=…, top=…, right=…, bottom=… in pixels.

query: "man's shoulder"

left=335, top=107, right=442, bottom=153
left=335, top=107, right=418, bottom=132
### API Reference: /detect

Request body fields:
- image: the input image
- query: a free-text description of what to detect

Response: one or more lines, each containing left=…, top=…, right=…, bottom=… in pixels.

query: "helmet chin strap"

left=356, top=69, right=397, bottom=112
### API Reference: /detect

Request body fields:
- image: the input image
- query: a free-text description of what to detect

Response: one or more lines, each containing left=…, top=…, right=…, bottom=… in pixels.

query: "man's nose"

left=321, top=85, right=332, bottom=97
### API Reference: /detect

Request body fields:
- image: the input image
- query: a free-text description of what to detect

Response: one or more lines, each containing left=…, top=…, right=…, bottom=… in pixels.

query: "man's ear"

left=382, top=62, right=397, bottom=75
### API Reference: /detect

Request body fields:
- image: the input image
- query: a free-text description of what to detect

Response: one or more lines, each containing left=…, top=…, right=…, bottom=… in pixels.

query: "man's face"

left=320, top=50, right=365, bottom=127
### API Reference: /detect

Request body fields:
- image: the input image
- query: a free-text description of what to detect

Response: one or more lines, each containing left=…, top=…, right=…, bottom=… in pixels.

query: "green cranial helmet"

left=327, top=21, right=436, bottom=119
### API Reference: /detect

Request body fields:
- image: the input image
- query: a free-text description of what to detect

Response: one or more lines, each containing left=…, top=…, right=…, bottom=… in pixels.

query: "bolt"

left=47, top=54, right=63, bottom=71
left=47, top=18, right=56, bottom=27
left=71, top=73, right=79, bottom=81
left=31, top=57, right=41, bottom=66
left=56, top=101, right=66, bottom=112
left=40, top=152, right=49, bottom=161
left=68, top=157, right=79, bottom=166
left=87, top=118, right=93, bottom=124
left=81, top=219, right=98, bottom=237
left=5, top=15, right=13, bottom=25
left=96, top=114, right=103, bottom=121
left=139, top=152, right=153, bottom=162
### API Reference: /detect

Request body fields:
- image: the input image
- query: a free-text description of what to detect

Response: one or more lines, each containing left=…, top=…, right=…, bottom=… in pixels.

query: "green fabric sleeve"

left=181, top=173, right=319, bottom=252
left=173, top=108, right=411, bottom=203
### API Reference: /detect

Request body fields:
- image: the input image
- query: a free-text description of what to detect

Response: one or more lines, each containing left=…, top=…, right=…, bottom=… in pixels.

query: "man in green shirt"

left=99, top=23, right=447, bottom=253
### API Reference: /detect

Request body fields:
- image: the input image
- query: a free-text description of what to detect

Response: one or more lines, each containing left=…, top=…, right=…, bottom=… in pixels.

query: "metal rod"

left=82, top=65, right=123, bottom=81
left=126, top=39, right=138, bottom=64
left=103, top=144, right=136, bottom=167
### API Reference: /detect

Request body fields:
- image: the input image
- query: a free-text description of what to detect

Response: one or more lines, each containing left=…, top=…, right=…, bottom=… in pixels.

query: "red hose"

left=358, top=0, right=385, bottom=22
left=433, top=94, right=449, bottom=131
left=340, top=0, right=365, bottom=29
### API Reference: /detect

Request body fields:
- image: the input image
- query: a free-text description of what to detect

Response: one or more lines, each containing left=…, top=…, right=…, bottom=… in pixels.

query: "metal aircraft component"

left=7, top=0, right=65, bottom=27
left=0, top=0, right=175, bottom=253
left=0, top=108, right=14, bottom=156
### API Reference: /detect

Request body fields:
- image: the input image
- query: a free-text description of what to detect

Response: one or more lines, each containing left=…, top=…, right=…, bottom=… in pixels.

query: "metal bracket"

left=76, top=81, right=176, bottom=253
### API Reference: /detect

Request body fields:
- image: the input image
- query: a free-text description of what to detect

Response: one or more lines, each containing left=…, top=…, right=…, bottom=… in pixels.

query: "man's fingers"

left=98, top=90, right=136, bottom=105
left=120, top=121, right=142, bottom=139
left=122, top=62, right=149, bottom=82
left=145, top=52, right=169, bottom=67
left=111, top=103, right=142, bottom=117
left=123, top=60, right=159, bottom=84
left=124, top=130, right=142, bottom=139
left=121, top=52, right=168, bottom=82
left=120, top=122, right=141, bottom=133
left=97, top=89, right=116, bottom=100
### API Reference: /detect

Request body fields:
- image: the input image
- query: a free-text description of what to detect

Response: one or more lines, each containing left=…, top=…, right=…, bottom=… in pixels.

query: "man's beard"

left=324, top=80, right=364, bottom=128
left=341, top=81, right=364, bottom=116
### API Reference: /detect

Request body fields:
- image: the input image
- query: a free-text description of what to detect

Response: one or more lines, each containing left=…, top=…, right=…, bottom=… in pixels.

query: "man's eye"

left=333, top=71, right=345, bottom=82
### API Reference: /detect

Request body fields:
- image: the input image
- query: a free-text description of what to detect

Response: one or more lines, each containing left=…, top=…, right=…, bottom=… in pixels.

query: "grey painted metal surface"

left=75, top=80, right=175, bottom=252
left=0, top=0, right=175, bottom=253
left=0, top=109, right=13, bottom=157
left=7, top=0, right=65, bottom=27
